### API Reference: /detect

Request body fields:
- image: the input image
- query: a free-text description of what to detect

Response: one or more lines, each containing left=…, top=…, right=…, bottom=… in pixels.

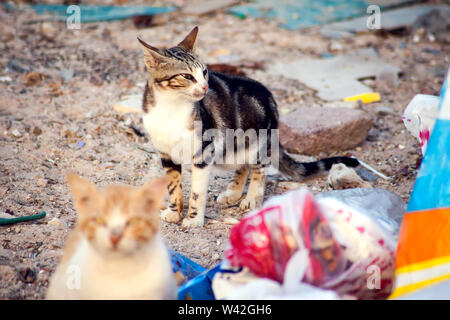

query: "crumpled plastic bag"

left=222, top=189, right=396, bottom=299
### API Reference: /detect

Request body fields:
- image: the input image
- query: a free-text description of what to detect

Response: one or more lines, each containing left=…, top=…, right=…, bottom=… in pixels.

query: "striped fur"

left=138, top=27, right=359, bottom=227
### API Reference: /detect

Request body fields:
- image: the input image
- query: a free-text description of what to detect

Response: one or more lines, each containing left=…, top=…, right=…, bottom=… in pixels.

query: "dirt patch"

left=0, top=1, right=449, bottom=299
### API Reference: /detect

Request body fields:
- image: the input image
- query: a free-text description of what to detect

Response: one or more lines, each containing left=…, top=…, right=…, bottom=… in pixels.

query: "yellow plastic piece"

left=343, top=92, right=381, bottom=104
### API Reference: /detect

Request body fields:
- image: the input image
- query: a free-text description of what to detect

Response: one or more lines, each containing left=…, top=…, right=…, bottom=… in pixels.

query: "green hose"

left=0, top=211, right=46, bottom=225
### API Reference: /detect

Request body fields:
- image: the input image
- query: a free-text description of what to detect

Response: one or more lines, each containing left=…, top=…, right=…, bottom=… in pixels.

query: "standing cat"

left=46, top=174, right=177, bottom=300
left=138, top=27, right=359, bottom=228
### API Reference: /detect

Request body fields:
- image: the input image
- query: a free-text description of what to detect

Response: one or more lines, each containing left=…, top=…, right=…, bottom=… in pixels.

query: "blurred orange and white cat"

left=46, top=174, right=177, bottom=300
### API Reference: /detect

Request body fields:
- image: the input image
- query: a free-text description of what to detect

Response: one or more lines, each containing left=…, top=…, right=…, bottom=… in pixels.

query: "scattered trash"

left=5, top=4, right=176, bottom=23
left=344, top=92, right=381, bottom=104
left=0, top=76, right=12, bottom=83
left=215, top=189, right=396, bottom=299
left=321, top=5, right=449, bottom=38
left=77, top=141, right=85, bottom=149
left=402, top=94, right=440, bottom=155
left=270, top=48, right=401, bottom=101
left=0, top=211, right=46, bottom=226
left=391, top=68, right=450, bottom=299
left=228, top=0, right=421, bottom=31
left=316, top=188, right=405, bottom=236
left=328, top=163, right=372, bottom=189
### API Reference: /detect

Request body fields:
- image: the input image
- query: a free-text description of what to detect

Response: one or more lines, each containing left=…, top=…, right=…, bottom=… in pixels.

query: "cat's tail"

left=278, top=146, right=359, bottom=180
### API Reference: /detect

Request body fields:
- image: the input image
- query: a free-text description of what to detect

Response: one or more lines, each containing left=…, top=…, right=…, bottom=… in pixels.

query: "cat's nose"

left=202, top=84, right=208, bottom=92
left=110, top=230, right=122, bottom=246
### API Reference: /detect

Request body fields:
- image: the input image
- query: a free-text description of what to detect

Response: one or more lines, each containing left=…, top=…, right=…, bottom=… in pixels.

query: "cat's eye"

left=181, top=73, right=195, bottom=81
left=94, top=217, right=106, bottom=226
left=127, top=217, right=142, bottom=226
left=203, top=69, right=208, bottom=76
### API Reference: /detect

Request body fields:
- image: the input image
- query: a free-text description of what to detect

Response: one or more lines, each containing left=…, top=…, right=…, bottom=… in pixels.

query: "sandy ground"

left=0, top=1, right=449, bottom=299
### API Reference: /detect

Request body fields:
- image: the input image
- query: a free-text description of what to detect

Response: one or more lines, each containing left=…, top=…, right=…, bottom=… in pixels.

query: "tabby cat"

left=138, top=27, right=358, bottom=228
left=46, top=174, right=177, bottom=300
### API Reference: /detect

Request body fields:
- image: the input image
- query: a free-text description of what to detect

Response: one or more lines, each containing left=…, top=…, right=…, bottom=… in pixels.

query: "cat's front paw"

left=217, top=191, right=241, bottom=205
left=239, top=196, right=262, bottom=211
left=161, top=208, right=182, bottom=223
left=181, top=215, right=204, bottom=228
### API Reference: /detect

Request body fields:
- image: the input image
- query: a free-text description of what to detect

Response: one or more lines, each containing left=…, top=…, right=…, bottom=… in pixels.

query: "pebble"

left=47, top=217, right=64, bottom=227
left=11, top=129, right=22, bottom=138
left=36, top=178, right=48, bottom=188
left=376, top=106, right=396, bottom=115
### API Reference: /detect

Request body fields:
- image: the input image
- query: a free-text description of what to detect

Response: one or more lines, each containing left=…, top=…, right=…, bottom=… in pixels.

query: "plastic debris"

left=390, top=69, right=450, bottom=299
left=402, top=94, right=440, bottom=155
left=227, top=0, right=422, bottom=30
left=344, top=92, right=381, bottom=104
left=220, top=189, right=396, bottom=299
left=4, top=4, right=176, bottom=23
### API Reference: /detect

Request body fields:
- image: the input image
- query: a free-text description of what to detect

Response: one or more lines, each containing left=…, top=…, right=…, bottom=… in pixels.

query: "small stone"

left=36, top=178, right=48, bottom=188
left=41, top=22, right=58, bottom=40
left=222, top=217, right=240, bottom=225
left=278, top=181, right=305, bottom=190
left=25, top=71, right=45, bottom=86
left=200, top=248, right=209, bottom=256
left=376, top=106, right=396, bottom=115
left=32, top=126, right=42, bottom=136
left=48, top=217, right=64, bottom=227
left=11, top=129, right=22, bottom=138
left=328, top=163, right=372, bottom=190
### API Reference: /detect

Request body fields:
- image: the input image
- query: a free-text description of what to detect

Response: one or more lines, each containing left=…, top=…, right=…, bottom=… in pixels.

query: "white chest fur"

left=57, top=235, right=176, bottom=300
left=143, top=94, right=194, bottom=162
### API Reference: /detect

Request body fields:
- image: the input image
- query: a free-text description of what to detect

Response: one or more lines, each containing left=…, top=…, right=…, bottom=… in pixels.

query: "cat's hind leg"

left=217, top=167, right=249, bottom=205
left=160, top=156, right=183, bottom=223
left=239, top=167, right=266, bottom=211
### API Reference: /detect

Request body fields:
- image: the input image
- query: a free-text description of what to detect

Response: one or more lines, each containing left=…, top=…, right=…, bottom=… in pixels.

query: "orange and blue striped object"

left=390, top=67, right=450, bottom=299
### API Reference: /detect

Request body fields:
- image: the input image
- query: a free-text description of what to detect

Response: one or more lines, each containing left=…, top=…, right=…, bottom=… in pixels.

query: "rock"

left=36, top=178, right=48, bottom=188
left=41, top=22, right=58, bottom=40
left=279, top=107, right=372, bottom=155
left=376, top=106, right=396, bottom=115
left=17, top=266, right=37, bottom=283
left=47, top=217, right=65, bottom=227
left=59, top=69, right=74, bottom=82
left=11, top=129, right=22, bottom=138
left=277, top=181, right=306, bottom=190
left=25, top=71, right=45, bottom=86
left=328, top=163, right=372, bottom=190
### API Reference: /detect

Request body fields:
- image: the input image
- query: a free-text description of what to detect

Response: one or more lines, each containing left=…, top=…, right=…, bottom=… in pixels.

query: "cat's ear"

left=135, top=176, right=168, bottom=213
left=66, top=173, right=100, bottom=213
left=178, top=26, right=198, bottom=52
left=137, top=37, right=169, bottom=69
